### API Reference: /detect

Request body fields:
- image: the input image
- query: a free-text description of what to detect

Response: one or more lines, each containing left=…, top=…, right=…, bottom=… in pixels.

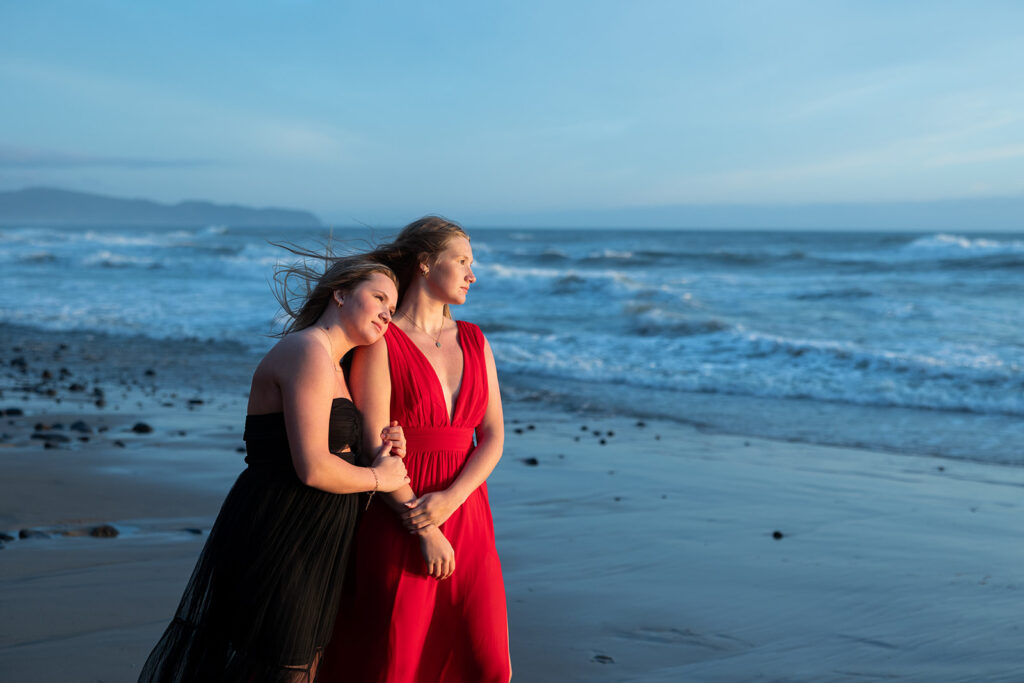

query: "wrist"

left=415, top=524, right=441, bottom=539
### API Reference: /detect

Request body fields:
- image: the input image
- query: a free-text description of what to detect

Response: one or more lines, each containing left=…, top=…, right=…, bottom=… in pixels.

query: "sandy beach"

left=2, top=325, right=1023, bottom=682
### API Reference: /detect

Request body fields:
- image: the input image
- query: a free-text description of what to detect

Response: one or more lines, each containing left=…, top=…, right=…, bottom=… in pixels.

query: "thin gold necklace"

left=399, top=311, right=444, bottom=348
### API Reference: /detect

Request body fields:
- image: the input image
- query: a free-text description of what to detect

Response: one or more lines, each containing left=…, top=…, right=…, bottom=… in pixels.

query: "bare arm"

left=402, top=337, right=505, bottom=530
left=350, top=338, right=456, bottom=580
left=278, top=335, right=406, bottom=494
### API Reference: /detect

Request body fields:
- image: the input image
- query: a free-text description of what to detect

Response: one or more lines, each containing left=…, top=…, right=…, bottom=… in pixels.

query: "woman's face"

left=340, top=272, right=397, bottom=345
left=425, top=236, right=475, bottom=305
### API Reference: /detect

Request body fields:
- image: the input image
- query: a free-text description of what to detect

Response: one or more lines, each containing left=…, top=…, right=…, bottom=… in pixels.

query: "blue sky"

left=2, top=1, right=1023, bottom=226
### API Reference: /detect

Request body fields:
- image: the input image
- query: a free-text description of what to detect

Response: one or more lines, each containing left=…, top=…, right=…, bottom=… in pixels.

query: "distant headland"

left=0, top=187, right=322, bottom=227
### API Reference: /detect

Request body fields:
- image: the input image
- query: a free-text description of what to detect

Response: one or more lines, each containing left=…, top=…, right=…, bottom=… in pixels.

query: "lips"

left=371, top=321, right=383, bottom=333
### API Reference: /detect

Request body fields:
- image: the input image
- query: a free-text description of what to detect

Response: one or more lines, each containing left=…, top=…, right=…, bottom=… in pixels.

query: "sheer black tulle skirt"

left=138, top=462, right=358, bottom=682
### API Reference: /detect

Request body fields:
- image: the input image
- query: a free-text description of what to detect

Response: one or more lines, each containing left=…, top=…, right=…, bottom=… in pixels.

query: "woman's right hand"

left=370, top=441, right=409, bottom=492
left=418, top=525, right=455, bottom=580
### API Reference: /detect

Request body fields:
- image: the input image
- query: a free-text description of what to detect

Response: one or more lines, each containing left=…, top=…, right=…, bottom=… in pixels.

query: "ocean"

left=2, top=225, right=1022, bottom=465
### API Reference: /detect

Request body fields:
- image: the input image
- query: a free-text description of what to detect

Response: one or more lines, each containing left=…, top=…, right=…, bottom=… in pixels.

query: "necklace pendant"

left=435, top=341, right=442, bottom=348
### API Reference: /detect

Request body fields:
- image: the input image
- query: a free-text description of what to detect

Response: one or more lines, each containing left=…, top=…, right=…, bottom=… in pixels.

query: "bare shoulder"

left=266, top=331, right=332, bottom=377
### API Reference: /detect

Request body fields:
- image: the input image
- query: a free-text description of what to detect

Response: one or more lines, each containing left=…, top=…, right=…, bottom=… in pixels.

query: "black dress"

left=140, top=397, right=362, bottom=682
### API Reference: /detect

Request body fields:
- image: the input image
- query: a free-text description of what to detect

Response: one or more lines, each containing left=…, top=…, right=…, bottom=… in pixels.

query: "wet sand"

left=2, top=326, right=1023, bottom=681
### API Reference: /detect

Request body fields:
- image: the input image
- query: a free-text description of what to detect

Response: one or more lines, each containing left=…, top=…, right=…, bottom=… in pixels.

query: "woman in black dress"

left=140, top=254, right=410, bottom=682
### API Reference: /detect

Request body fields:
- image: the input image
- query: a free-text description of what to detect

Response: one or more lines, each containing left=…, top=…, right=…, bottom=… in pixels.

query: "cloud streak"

left=0, top=145, right=214, bottom=169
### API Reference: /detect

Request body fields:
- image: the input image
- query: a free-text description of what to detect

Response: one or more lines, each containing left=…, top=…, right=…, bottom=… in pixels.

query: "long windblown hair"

left=365, top=216, right=469, bottom=318
left=272, top=245, right=398, bottom=337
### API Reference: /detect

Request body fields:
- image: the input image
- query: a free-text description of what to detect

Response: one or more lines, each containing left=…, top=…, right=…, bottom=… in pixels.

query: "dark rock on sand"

left=11, top=357, right=27, bottom=371
left=635, top=420, right=646, bottom=427
left=773, top=530, right=784, bottom=540
left=182, top=528, right=203, bottom=535
left=592, top=654, right=615, bottom=664
left=3, top=407, right=24, bottom=416
left=0, top=532, right=14, bottom=542
left=68, top=383, right=86, bottom=392
left=188, top=398, right=204, bottom=406
left=521, top=457, right=540, bottom=466
left=19, top=528, right=50, bottom=539
left=599, top=438, right=607, bottom=445
left=527, top=424, right=535, bottom=430
left=131, top=422, right=153, bottom=434
left=89, top=524, right=119, bottom=538
left=70, top=420, right=92, bottom=433
left=41, top=369, right=53, bottom=380
left=514, top=427, right=524, bottom=434
left=113, top=440, right=125, bottom=448
left=31, top=432, right=71, bottom=443
left=144, top=368, right=156, bottom=376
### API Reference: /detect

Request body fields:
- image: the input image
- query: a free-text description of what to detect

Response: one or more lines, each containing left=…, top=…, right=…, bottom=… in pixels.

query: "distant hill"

left=0, top=187, right=322, bottom=227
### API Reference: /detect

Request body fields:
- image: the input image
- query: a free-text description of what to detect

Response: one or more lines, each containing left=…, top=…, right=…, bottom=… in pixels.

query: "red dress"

left=320, top=321, right=510, bottom=683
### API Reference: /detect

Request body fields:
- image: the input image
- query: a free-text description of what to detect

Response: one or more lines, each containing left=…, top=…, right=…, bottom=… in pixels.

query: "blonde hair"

left=272, top=245, right=397, bottom=336
left=366, top=216, right=469, bottom=318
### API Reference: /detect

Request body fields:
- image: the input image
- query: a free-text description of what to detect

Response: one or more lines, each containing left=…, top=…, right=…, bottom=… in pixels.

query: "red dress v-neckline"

left=389, top=321, right=465, bottom=426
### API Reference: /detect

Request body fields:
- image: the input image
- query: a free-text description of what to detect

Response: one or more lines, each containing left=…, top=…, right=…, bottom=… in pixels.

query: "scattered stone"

left=31, top=432, right=70, bottom=443
left=19, top=528, right=50, bottom=539
left=655, top=434, right=661, bottom=440
left=92, top=387, right=105, bottom=398
left=10, top=357, right=27, bottom=371
left=0, top=533, right=14, bottom=542
left=59, top=367, right=71, bottom=377
left=521, top=457, right=540, bottom=466
left=188, top=398, right=204, bottom=406
left=613, top=496, right=622, bottom=502
left=41, top=369, right=53, bottom=380
left=44, top=441, right=58, bottom=449
left=635, top=420, right=646, bottom=427
left=113, top=440, right=126, bottom=448
left=177, top=430, right=187, bottom=436
left=182, top=528, right=203, bottom=535
left=592, top=430, right=600, bottom=436
left=772, top=530, right=784, bottom=540
left=527, top=424, right=535, bottom=430
left=95, top=398, right=107, bottom=408
left=78, top=436, right=89, bottom=442
left=44, top=388, right=57, bottom=397
left=580, top=425, right=588, bottom=431
left=89, top=524, right=119, bottom=538
left=514, top=427, right=524, bottom=434
left=937, top=466, right=946, bottom=472
left=131, top=422, right=154, bottom=434
left=98, top=426, right=109, bottom=433
left=68, top=383, right=86, bottom=392
left=144, top=368, right=156, bottom=376
left=573, top=435, right=580, bottom=442
left=3, top=407, right=24, bottom=416
left=592, top=654, right=615, bottom=664
left=599, top=438, right=607, bottom=445
left=235, top=446, right=246, bottom=453
left=557, top=453, right=565, bottom=459
left=34, top=422, right=50, bottom=431
left=70, top=420, right=92, bottom=433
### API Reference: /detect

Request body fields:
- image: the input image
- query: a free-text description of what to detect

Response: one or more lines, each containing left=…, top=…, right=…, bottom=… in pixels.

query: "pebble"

left=514, top=427, right=524, bottom=434
left=521, top=457, right=540, bottom=466
left=70, top=420, right=92, bottom=433
left=772, top=530, right=784, bottom=540
left=182, top=528, right=203, bottom=535
left=131, top=422, right=154, bottom=434
left=19, top=528, right=50, bottom=539
left=68, top=383, right=86, bottom=392
left=635, top=420, right=646, bottom=427
left=592, top=654, right=615, bottom=664
left=0, top=533, right=14, bottom=542
left=3, top=407, right=24, bottom=416
left=89, top=524, right=119, bottom=538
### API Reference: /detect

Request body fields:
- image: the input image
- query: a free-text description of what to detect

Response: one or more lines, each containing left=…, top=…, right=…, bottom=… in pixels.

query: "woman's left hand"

left=402, top=490, right=459, bottom=531
left=380, top=421, right=406, bottom=458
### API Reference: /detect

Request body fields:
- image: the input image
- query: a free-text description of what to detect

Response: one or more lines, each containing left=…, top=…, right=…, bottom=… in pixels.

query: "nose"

left=380, top=308, right=392, bottom=323
left=466, top=267, right=476, bottom=283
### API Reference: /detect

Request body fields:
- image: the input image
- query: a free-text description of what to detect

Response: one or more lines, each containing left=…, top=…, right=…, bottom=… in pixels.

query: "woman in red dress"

left=320, top=217, right=511, bottom=682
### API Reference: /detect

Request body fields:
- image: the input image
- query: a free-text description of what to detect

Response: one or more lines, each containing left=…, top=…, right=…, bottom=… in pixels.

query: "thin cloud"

left=0, top=145, right=214, bottom=169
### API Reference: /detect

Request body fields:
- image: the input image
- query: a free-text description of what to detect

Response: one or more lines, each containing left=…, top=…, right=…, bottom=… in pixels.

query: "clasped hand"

left=402, top=490, right=458, bottom=531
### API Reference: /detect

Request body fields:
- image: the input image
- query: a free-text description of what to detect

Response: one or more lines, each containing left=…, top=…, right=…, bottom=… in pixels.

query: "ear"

left=333, top=290, right=344, bottom=306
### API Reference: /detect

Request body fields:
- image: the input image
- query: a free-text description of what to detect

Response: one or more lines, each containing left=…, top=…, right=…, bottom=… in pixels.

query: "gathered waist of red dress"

left=402, top=426, right=475, bottom=453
